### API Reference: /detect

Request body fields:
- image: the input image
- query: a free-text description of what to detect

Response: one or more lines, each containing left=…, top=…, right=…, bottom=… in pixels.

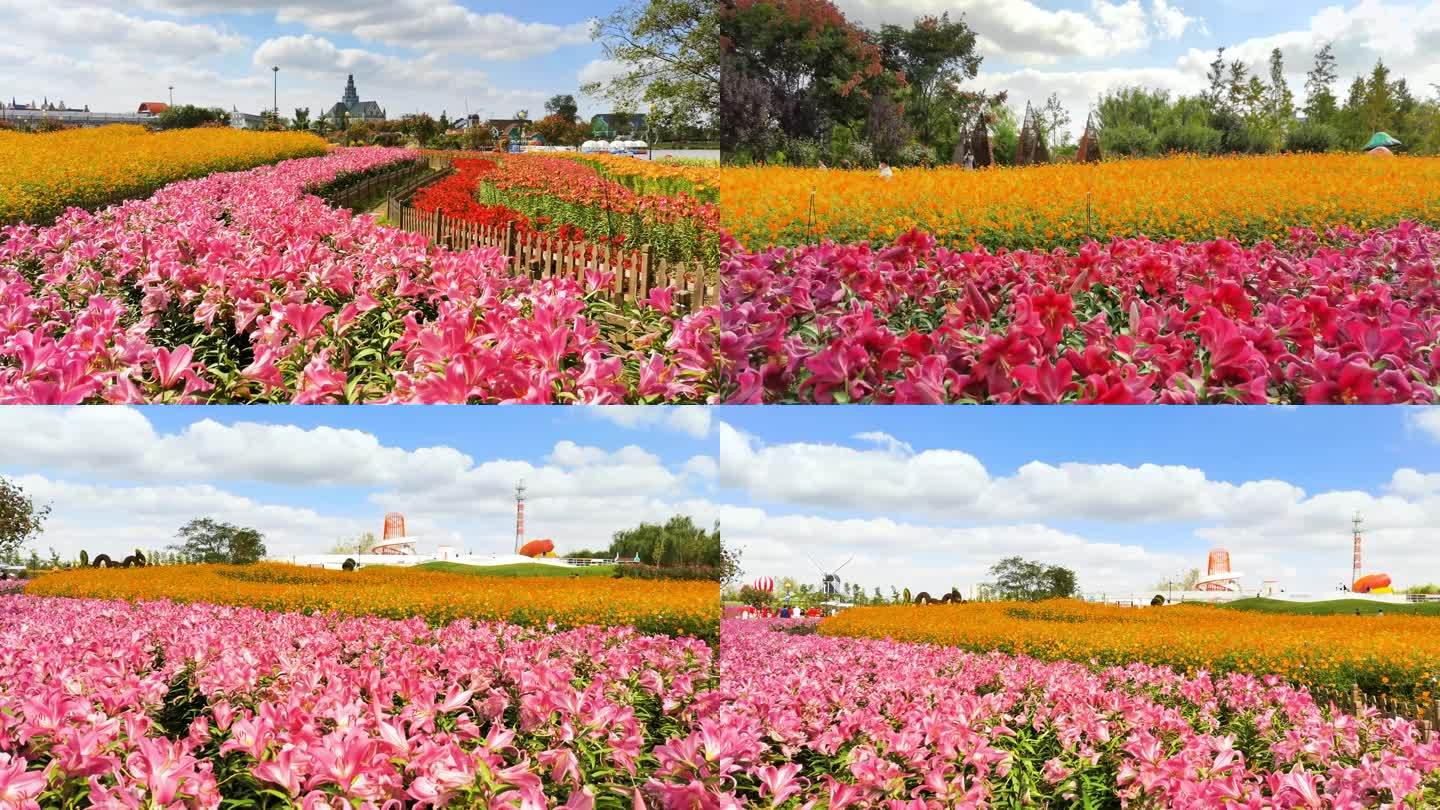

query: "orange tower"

left=1196, top=547, right=1242, bottom=591
left=373, top=512, right=415, bottom=555
left=382, top=512, right=406, bottom=540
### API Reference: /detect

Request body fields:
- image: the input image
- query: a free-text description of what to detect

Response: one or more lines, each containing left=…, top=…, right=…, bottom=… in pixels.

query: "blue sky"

left=0, top=0, right=631, bottom=120
left=718, top=408, right=1440, bottom=597
left=0, top=406, right=717, bottom=560
left=831, top=0, right=1440, bottom=138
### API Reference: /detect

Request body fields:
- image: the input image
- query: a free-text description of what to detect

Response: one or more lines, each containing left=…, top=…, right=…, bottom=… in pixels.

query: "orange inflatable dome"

left=518, top=539, right=554, bottom=558
left=1353, top=573, right=1392, bottom=593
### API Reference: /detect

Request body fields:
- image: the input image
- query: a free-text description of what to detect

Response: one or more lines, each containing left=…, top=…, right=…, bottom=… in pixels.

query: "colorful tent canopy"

left=1364, top=132, right=1401, bottom=150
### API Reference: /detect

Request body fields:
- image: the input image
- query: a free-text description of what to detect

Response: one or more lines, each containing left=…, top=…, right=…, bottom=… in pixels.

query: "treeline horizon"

left=721, top=0, right=1440, bottom=167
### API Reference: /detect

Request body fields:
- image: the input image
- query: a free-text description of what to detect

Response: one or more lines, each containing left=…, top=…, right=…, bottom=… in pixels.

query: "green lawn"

left=416, top=561, right=617, bottom=578
left=1217, top=597, right=1440, bottom=616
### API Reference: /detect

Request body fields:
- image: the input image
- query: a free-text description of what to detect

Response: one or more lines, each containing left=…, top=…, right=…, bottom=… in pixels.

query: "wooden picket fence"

left=1311, top=685, right=1440, bottom=740
left=322, top=159, right=434, bottom=211
left=382, top=159, right=718, bottom=314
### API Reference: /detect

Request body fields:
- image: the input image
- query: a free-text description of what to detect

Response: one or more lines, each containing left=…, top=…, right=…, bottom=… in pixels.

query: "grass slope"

left=1218, top=597, right=1440, bottom=616
left=416, top=561, right=617, bottom=578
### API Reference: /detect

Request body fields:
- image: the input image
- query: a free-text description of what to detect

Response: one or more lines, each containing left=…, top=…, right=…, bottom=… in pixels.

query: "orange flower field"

left=720, top=153, right=1440, bottom=250
left=821, top=600, right=1440, bottom=705
left=25, top=563, right=718, bottom=641
left=555, top=152, right=719, bottom=202
left=0, top=125, right=329, bottom=226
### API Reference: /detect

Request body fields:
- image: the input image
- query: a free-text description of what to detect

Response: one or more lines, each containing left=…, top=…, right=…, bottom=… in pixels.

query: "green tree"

left=988, top=556, right=1080, bottom=601
left=875, top=13, right=982, bottom=149
left=409, top=114, right=439, bottom=146
left=989, top=103, right=1020, bottom=164
left=1337, top=75, right=1369, bottom=147
left=1204, top=47, right=1228, bottom=110
left=737, top=584, right=773, bottom=607
left=157, top=104, right=225, bottom=129
left=1226, top=60, right=1251, bottom=116
left=1266, top=48, right=1294, bottom=133
left=329, top=532, right=376, bottom=555
left=720, top=543, right=742, bottom=588
left=1304, top=42, right=1339, bottom=124
left=1039, top=92, right=1072, bottom=149
left=532, top=113, right=588, bottom=146
left=291, top=107, right=310, bottom=131
left=1361, top=60, right=1397, bottom=135
left=0, top=475, right=49, bottom=559
left=545, top=94, right=580, bottom=122
left=170, top=518, right=267, bottom=565
left=607, top=515, right=720, bottom=568
left=588, top=0, right=717, bottom=137
left=721, top=0, right=890, bottom=158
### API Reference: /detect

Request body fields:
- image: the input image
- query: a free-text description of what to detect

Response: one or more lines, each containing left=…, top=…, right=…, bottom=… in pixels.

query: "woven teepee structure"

left=969, top=116, right=994, bottom=168
left=1076, top=112, right=1102, bottom=163
left=1016, top=101, right=1051, bottom=166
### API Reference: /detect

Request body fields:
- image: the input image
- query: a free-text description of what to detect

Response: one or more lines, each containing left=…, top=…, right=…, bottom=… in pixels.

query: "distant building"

left=137, top=102, right=168, bottom=115
left=591, top=113, right=646, bottom=139
left=4, top=97, right=87, bottom=112
left=486, top=118, right=528, bottom=141
left=325, top=75, right=385, bottom=126
left=229, top=108, right=266, bottom=130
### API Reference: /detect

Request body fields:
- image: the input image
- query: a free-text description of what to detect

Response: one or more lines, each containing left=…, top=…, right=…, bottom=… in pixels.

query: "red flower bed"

left=410, top=159, right=636, bottom=270
left=410, top=158, right=528, bottom=231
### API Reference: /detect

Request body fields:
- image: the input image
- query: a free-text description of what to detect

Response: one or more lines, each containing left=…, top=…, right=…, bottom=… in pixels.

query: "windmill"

left=807, top=554, right=854, bottom=601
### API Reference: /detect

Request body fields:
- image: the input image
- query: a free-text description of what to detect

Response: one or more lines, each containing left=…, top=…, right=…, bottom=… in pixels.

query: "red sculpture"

left=518, top=538, right=554, bottom=558
left=1353, top=573, right=1392, bottom=593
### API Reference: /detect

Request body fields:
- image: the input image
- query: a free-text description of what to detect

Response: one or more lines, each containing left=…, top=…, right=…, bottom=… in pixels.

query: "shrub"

left=1286, top=120, right=1340, bottom=153
left=1157, top=122, right=1222, bottom=154
left=1100, top=124, right=1156, bottom=157
left=1223, top=123, right=1274, bottom=155
left=157, top=105, right=226, bottom=130
left=896, top=141, right=936, bottom=167
left=618, top=563, right=722, bottom=581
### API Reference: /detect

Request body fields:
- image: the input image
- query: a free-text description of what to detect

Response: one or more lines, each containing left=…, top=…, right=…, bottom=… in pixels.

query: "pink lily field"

left=0, top=147, right=719, bottom=404
left=0, top=594, right=718, bottom=809
left=718, top=620, right=1440, bottom=807
left=721, top=225, right=1440, bottom=404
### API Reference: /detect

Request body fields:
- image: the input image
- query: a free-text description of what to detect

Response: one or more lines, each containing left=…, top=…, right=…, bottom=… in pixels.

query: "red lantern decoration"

left=751, top=576, right=774, bottom=593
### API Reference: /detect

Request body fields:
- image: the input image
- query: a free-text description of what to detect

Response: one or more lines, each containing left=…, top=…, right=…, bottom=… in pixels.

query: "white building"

left=229, top=109, right=266, bottom=130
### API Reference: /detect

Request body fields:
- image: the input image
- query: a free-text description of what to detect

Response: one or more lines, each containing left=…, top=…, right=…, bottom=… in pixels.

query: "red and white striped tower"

left=1351, top=512, right=1363, bottom=588
left=515, top=479, right=526, bottom=553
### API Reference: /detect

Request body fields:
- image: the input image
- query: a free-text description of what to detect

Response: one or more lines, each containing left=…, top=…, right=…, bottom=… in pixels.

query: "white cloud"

left=719, top=428, right=1440, bottom=593
left=1411, top=408, right=1440, bottom=443
left=720, top=422, right=991, bottom=511
left=0, top=0, right=246, bottom=59
left=118, top=0, right=591, bottom=59
left=1151, top=0, right=1202, bottom=39
left=578, top=58, right=626, bottom=88
left=832, top=0, right=1204, bottom=64
left=721, top=503, right=1195, bottom=595
left=684, top=455, right=719, bottom=479
left=0, top=409, right=720, bottom=559
left=0, top=409, right=689, bottom=515
left=851, top=431, right=914, bottom=455
left=591, top=406, right=713, bottom=438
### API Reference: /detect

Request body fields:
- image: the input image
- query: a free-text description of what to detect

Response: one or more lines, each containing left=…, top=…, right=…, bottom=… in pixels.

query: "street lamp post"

left=271, top=66, right=279, bottom=126
left=168, top=85, right=174, bottom=106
